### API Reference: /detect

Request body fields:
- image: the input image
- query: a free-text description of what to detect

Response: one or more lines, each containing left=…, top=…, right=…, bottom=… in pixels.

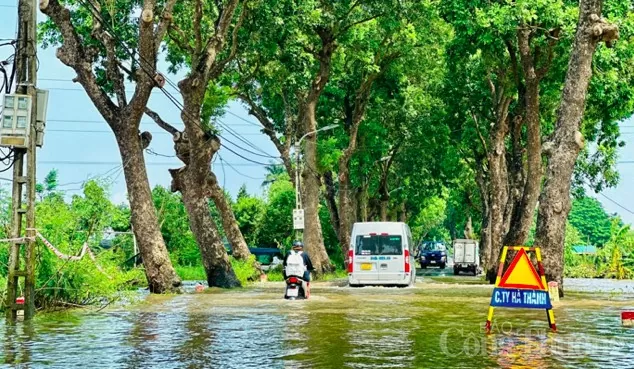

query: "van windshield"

left=355, top=235, right=403, bottom=256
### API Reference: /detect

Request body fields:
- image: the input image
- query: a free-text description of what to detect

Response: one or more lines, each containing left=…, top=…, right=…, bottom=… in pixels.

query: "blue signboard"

left=489, top=287, right=552, bottom=309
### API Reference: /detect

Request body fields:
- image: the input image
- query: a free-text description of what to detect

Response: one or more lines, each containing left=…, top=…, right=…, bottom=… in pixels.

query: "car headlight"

left=421, top=256, right=426, bottom=260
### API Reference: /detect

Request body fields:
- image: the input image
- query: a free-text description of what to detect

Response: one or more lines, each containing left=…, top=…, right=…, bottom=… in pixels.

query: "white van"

left=347, top=222, right=416, bottom=287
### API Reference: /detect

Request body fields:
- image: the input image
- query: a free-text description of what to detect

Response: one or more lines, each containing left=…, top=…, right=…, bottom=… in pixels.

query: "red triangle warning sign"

left=498, top=248, right=545, bottom=290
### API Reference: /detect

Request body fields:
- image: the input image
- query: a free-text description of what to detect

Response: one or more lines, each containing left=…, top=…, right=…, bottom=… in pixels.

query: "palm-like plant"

left=599, top=219, right=634, bottom=279
left=261, top=163, right=287, bottom=187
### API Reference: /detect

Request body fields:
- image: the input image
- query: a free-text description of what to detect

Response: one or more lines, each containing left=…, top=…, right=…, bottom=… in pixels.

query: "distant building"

left=572, top=245, right=597, bottom=255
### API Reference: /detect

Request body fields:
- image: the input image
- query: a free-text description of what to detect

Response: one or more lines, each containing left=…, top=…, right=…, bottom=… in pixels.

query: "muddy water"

left=1, top=280, right=634, bottom=368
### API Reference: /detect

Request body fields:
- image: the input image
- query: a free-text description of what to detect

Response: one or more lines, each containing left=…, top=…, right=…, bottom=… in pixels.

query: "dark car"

left=417, top=241, right=447, bottom=269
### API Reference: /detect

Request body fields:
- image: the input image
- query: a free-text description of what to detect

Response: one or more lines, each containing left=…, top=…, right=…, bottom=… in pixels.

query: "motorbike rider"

left=283, top=240, right=314, bottom=298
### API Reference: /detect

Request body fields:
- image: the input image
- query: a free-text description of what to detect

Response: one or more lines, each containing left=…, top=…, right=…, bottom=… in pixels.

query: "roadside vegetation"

left=1, top=0, right=632, bottom=310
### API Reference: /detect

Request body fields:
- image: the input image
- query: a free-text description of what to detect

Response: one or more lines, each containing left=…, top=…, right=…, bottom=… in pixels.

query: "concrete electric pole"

left=4, top=0, right=41, bottom=321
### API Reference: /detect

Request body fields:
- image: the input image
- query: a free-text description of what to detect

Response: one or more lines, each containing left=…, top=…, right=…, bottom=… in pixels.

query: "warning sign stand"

left=485, top=246, right=556, bottom=333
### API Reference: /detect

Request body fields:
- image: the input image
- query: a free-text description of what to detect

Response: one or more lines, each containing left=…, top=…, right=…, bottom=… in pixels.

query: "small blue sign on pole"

left=489, top=287, right=552, bottom=309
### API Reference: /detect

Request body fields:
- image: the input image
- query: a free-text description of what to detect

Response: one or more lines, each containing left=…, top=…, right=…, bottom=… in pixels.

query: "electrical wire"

left=42, top=128, right=263, bottom=136
left=217, top=118, right=279, bottom=157
left=597, top=192, right=634, bottom=215
left=145, top=148, right=175, bottom=158
left=219, top=154, right=226, bottom=190
left=222, top=157, right=265, bottom=180
left=74, top=0, right=280, bottom=167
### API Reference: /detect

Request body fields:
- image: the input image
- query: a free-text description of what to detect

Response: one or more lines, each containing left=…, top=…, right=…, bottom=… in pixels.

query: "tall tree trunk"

left=483, top=98, right=512, bottom=282
left=399, top=202, right=407, bottom=223
left=41, top=0, right=182, bottom=293
left=505, top=29, right=543, bottom=245
left=173, top=169, right=240, bottom=288
left=208, top=174, right=263, bottom=278
left=359, top=182, right=369, bottom=222
left=380, top=198, right=388, bottom=221
left=323, top=171, right=341, bottom=244
left=338, top=167, right=354, bottom=257
left=116, top=129, right=181, bottom=293
left=535, top=0, right=618, bottom=297
left=301, top=99, right=332, bottom=275
left=207, top=174, right=252, bottom=260
left=297, top=32, right=337, bottom=275
left=475, top=164, right=491, bottom=268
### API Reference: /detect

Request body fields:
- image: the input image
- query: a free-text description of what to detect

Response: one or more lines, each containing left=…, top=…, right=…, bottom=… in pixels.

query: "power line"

left=65, top=0, right=280, bottom=168
left=221, top=157, right=265, bottom=180
left=45, top=118, right=258, bottom=128
left=597, top=192, right=634, bottom=215
left=38, top=86, right=182, bottom=95
left=219, top=144, right=278, bottom=166
left=44, top=128, right=264, bottom=136
left=217, top=118, right=277, bottom=157
left=33, top=160, right=268, bottom=167
left=145, top=148, right=175, bottom=158
left=224, top=110, right=261, bottom=127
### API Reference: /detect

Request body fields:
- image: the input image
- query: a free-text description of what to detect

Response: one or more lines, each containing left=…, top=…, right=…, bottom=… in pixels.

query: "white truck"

left=452, top=239, right=479, bottom=276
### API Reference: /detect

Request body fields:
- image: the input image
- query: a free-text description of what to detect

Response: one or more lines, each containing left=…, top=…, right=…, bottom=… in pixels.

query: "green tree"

left=257, top=177, right=295, bottom=249
left=152, top=186, right=200, bottom=266
left=410, top=196, right=448, bottom=244
left=568, top=196, right=614, bottom=246
left=234, top=192, right=265, bottom=246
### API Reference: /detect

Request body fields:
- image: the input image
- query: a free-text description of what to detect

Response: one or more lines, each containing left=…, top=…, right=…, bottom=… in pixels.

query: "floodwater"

left=1, top=272, right=634, bottom=368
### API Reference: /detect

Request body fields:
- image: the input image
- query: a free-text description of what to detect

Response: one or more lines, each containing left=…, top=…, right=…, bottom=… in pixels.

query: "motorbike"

left=284, top=275, right=307, bottom=300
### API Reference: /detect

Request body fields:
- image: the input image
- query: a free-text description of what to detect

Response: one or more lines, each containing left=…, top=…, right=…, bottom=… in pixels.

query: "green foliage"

left=564, top=218, right=634, bottom=279
left=175, top=265, right=207, bottom=281
left=568, top=196, right=615, bottom=246
left=230, top=255, right=258, bottom=286
left=0, top=179, right=145, bottom=309
left=597, top=220, right=634, bottom=279
left=411, top=196, right=448, bottom=243
left=256, top=177, right=295, bottom=248
left=233, top=191, right=265, bottom=245
left=152, top=186, right=201, bottom=266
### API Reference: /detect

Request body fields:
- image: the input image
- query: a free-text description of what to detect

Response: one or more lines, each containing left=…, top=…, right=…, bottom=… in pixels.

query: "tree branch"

left=536, top=28, right=561, bottom=79
left=194, top=0, right=203, bottom=55
left=127, top=0, right=160, bottom=121
left=471, top=111, right=488, bottom=154
left=87, top=0, right=127, bottom=108
left=209, top=3, right=248, bottom=80
left=504, top=38, right=520, bottom=88
left=154, top=0, right=179, bottom=52
left=168, top=24, right=195, bottom=55
left=239, top=93, right=286, bottom=154
left=39, top=0, right=118, bottom=124
left=199, top=0, right=241, bottom=80
left=337, top=13, right=384, bottom=38
left=145, top=107, right=180, bottom=136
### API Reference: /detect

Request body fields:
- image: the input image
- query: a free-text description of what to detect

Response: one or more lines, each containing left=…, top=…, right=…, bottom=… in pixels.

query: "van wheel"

left=453, top=268, right=459, bottom=276
left=440, top=263, right=446, bottom=269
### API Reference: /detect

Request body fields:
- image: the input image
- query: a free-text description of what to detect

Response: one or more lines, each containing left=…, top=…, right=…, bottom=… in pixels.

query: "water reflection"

left=124, top=312, right=161, bottom=369
left=3, top=322, right=34, bottom=367
left=175, top=313, right=215, bottom=369
left=0, top=284, right=632, bottom=368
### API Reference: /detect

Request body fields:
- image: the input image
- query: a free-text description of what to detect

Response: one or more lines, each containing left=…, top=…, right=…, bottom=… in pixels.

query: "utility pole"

left=5, top=0, right=39, bottom=321
left=292, top=124, right=339, bottom=239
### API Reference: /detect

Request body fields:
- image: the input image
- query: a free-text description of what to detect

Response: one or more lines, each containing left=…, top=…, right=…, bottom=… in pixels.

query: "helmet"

left=292, top=240, right=304, bottom=248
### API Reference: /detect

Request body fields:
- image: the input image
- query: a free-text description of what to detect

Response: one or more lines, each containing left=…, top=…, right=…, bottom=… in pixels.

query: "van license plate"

left=361, top=263, right=372, bottom=271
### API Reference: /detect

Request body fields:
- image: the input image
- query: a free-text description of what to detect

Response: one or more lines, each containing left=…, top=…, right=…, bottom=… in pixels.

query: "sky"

left=0, top=3, right=633, bottom=226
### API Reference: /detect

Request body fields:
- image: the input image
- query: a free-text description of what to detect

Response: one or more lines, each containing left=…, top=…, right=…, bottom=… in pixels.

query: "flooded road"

left=1, top=274, right=634, bottom=368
